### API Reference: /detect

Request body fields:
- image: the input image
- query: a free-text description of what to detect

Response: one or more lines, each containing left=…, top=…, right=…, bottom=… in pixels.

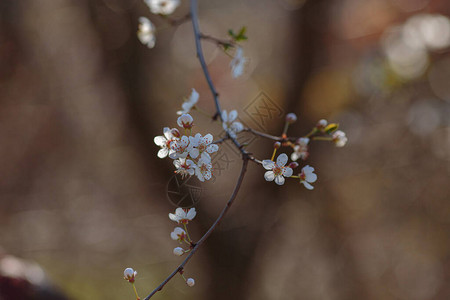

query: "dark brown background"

left=0, top=0, right=450, bottom=299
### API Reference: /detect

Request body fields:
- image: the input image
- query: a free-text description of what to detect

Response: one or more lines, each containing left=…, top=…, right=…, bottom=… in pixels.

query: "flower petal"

left=170, top=231, right=179, bottom=240
left=169, top=213, right=179, bottom=222
left=195, top=168, right=205, bottom=182
left=158, top=148, right=169, bottom=158
left=302, top=181, right=314, bottom=190
left=283, top=167, right=293, bottom=177
left=202, top=134, right=213, bottom=145
left=206, top=144, right=219, bottom=153
left=264, top=171, right=275, bottom=181
left=175, top=207, right=185, bottom=218
left=221, top=110, right=228, bottom=122
left=231, top=121, right=243, bottom=133
left=189, top=148, right=199, bottom=159
left=201, top=152, right=211, bottom=163
left=275, top=175, right=285, bottom=185
left=203, top=171, right=212, bottom=181
left=154, top=136, right=166, bottom=146
left=186, top=208, right=196, bottom=220
left=305, top=172, right=317, bottom=183
left=229, top=110, right=238, bottom=122
left=276, top=153, right=288, bottom=167
left=189, top=88, right=199, bottom=104
left=262, top=160, right=275, bottom=170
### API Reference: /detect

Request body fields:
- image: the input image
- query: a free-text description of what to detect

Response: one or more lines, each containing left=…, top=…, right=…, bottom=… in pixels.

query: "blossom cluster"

left=169, top=207, right=196, bottom=286
left=261, top=115, right=347, bottom=189
left=154, top=108, right=218, bottom=182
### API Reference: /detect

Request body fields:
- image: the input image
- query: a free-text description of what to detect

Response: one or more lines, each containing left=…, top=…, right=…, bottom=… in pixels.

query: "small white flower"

left=230, top=47, right=247, bottom=78
left=169, top=207, right=197, bottom=224
left=174, top=158, right=196, bottom=178
left=169, top=136, right=192, bottom=159
left=195, top=157, right=213, bottom=182
left=317, top=119, right=328, bottom=129
left=137, top=17, right=156, bottom=48
left=177, top=113, right=194, bottom=129
left=173, top=247, right=184, bottom=256
left=332, top=130, right=347, bottom=147
left=222, top=110, right=243, bottom=138
left=177, top=89, right=199, bottom=115
left=262, top=153, right=293, bottom=185
left=189, top=133, right=219, bottom=162
left=291, top=137, right=309, bottom=161
left=186, top=278, right=195, bottom=287
left=144, top=0, right=180, bottom=15
left=154, top=127, right=179, bottom=158
left=124, top=268, right=137, bottom=282
left=299, top=165, right=317, bottom=190
left=170, top=227, right=187, bottom=242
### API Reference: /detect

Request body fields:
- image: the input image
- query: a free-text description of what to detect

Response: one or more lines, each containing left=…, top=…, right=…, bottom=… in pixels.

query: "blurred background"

left=0, top=0, right=450, bottom=299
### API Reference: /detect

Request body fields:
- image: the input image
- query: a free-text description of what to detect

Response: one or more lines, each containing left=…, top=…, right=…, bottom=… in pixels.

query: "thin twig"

left=157, top=13, right=192, bottom=27
left=144, top=158, right=249, bottom=299
left=244, top=127, right=283, bottom=141
left=190, top=0, right=222, bottom=121
left=199, top=33, right=235, bottom=49
left=143, top=1, right=252, bottom=298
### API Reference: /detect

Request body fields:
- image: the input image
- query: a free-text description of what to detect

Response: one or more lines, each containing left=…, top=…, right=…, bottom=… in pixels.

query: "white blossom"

left=230, top=47, right=247, bottom=78
left=299, top=165, right=317, bottom=190
left=262, top=153, right=293, bottom=185
left=291, top=137, right=309, bottom=161
left=170, top=227, right=187, bottom=242
left=186, top=278, right=195, bottom=287
left=173, top=247, right=184, bottom=256
left=137, top=17, right=156, bottom=48
left=169, top=136, right=192, bottom=159
left=222, top=110, right=243, bottom=138
left=177, top=89, right=199, bottom=115
left=195, top=157, right=213, bottom=182
left=174, top=158, right=196, bottom=178
left=169, top=207, right=197, bottom=224
left=189, top=133, right=219, bottom=162
left=144, top=0, right=180, bottom=15
left=177, top=113, right=194, bottom=129
left=332, top=130, right=347, bottom=147
left=124, top=268, right=137, bottom=282
left=154, top=127, right=179, bottom=158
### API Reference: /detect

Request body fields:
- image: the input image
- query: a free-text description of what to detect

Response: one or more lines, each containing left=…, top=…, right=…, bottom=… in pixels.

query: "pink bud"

left=289, top=162, right=299, bottom=169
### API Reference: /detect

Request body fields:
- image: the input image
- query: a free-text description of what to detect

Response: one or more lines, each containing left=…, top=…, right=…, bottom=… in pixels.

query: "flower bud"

left=274, top=142, right=281, bottom=149
left=288, top=162, right=299, bottom=169
left=285, top=113, right=297, bottom=124
left=124, top=268, right=137, bottom=283
left=296, top=137, right=309, bottom=146
left=186, top=278, right=195, bottom=287
left=177, top=114, right=194, bottom=129
left=173, top=247, right=185, bottom=256
left=332, top=130, right=347, bottom=147
left=316, top=119, right=327, bottom=129
left=171, top=128, right=181, bottom=138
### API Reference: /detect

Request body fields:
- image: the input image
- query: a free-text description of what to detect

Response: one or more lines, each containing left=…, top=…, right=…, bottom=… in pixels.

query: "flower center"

left=273, top=166, right=283, bottom=176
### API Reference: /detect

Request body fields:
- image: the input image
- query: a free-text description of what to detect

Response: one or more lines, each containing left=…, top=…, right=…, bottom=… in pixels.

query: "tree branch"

left=142, top=1, right=253, bottom=298
left=144, top=158, right=249, bottom=299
